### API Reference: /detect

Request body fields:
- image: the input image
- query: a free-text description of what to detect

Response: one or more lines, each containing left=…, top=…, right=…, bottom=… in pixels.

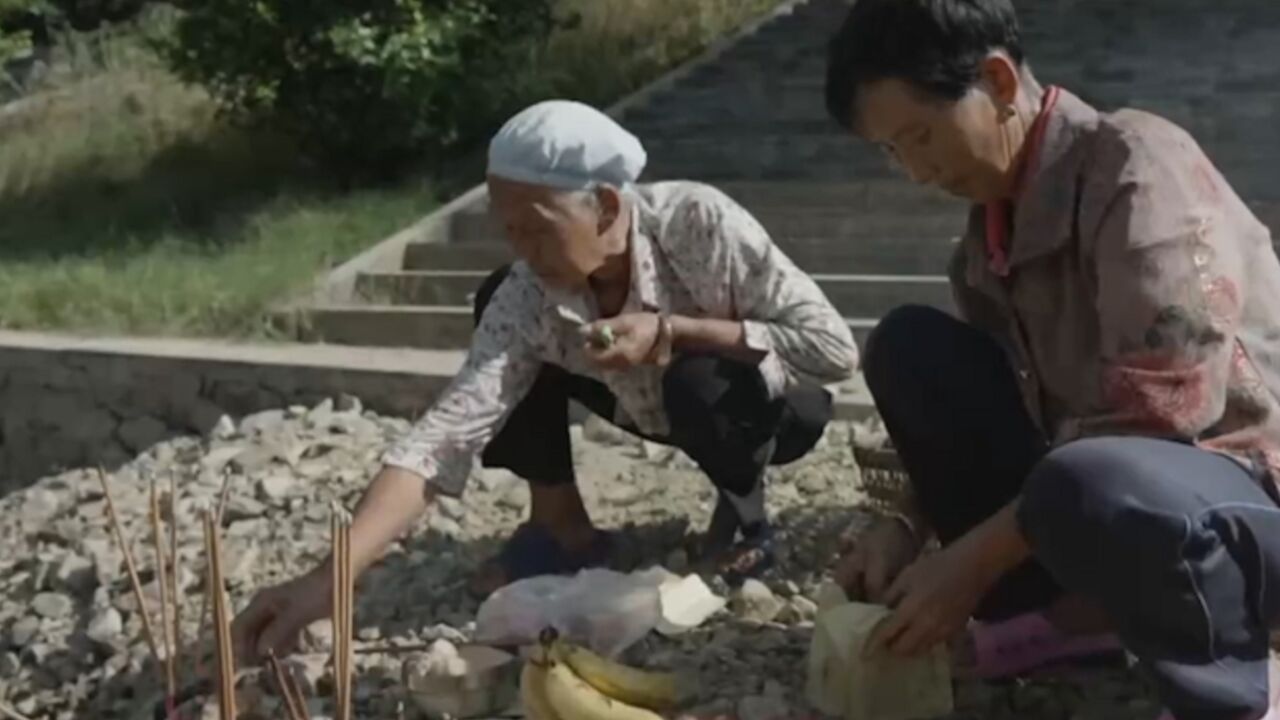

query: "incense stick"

left=97, top=467, right=163, bottom=672
left=215, top=465, right=234, bottom=524
left=202, top=508, right=237, bottom=720
left=345, top=515, right=354, bottom=720
left=195, top=466, right=236, bottom=679
left=330, top=511, right=341, bottom=715
left=331, top=505, right=353, bottom=720
left=150, top=476, right=176, bottom=703
left=168, top=471, right=184, bottom=680
left=267, top=650, right=309, bottom=720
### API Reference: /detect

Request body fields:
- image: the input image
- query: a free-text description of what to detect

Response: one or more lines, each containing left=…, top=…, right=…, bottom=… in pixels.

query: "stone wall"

left=0, top=331, right=461, bottom=491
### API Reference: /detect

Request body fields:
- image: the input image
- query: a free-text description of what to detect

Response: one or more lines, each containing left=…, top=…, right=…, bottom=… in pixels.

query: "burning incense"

left=96, top=467, right=162, bottom=673
left=202, top=508, right=237, bottom=720
left=331, top=504, right=354, bottom=720
left=150, top=476, right=176, bottom=702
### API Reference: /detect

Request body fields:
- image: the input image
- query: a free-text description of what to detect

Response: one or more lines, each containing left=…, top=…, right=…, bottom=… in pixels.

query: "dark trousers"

left=473, top=266, right=833, bottom=498
left=866, top=305, right=1280, bottom=720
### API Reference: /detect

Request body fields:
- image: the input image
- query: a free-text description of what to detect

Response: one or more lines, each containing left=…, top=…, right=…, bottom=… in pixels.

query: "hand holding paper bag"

left=806, top=583, right=953, bottom=720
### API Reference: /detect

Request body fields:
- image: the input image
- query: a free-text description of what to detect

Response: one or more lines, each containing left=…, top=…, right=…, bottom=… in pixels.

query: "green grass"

left=0, top=0, right=782, bottom=338
left=0, top=190, right=431, bottom=336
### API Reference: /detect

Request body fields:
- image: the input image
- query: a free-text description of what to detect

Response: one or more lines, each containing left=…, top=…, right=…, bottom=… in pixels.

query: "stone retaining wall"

left=0, top=331, right=460, bottom=491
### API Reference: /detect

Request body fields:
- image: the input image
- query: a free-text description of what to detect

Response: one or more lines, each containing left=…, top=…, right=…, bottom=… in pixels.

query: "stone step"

left=649, top=73, right=1280, bottom=113
left=644, top=162, right=891, bottom=182
left=243, top=342, right=875, bottom=422
left=296, top=304, right=881, bottom=352
left=674, top=58, right=828, bottom=89
left=403, top=234, right=961, bottom=276
left=354, top=269, right=953, bottom=318
left=462, top=180, right=959, bottom=212
left=641, top=137, right=880, bottom=161
left=630, top=82, right=1280, bottom=132
left=644, top=158, right=888, bottom=182
left=401, top=242, right=515, bottom=271
left=400, top=227, right=1280, bottom=281
left=437, top=205, right=966, bottom=244
left=627, top=109, right=1280, bottom=142
left=629, top=117, right=847, bottom=138
left=650, top=151, right=1280, bottom=186
left=715, top=180, right=961, bottom=211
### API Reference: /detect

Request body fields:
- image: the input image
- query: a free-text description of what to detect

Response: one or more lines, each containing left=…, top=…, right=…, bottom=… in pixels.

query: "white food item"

left=806, top=589, right=953, bottom=720
left=656, top=574, right=726, bottom=636
left=404, top=644, right=519, bottom=719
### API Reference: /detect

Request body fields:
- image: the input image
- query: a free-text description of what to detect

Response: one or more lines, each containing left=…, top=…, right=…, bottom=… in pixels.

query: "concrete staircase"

left=309, top=177, right=964, bottom=352
left=289, top=0, right=1280, bottom=415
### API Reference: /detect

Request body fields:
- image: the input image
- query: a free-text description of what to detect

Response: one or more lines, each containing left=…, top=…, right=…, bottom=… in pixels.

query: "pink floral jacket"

left=951, top=88, right=1280, bottom=486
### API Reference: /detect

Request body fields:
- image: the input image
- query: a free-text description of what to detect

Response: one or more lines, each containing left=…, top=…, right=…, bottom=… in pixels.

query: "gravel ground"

left=0, top=398, right=1160, bottom=719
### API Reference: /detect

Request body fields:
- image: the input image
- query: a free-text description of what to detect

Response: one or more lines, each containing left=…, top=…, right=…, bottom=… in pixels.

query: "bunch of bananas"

left=521, top=629, right=684, bottom=720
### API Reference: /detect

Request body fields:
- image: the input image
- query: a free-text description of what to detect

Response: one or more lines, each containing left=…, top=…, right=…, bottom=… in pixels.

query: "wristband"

left=885, top=510, right=923, bottom=547
left=645, top=312, right=674, bottom=366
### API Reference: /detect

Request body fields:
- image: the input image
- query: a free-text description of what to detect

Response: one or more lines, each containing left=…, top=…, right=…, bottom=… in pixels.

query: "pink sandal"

left=968, top=611, right=1124, bottom=679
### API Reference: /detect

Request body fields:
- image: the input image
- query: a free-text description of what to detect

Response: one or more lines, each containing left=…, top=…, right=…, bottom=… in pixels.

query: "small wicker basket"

left=852, top=441, right=913, bottom=514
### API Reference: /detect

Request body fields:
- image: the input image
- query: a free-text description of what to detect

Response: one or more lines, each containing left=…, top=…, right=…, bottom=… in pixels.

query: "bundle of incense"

left=96, top=468, right=163, bottom=676
left=168, top=471, right=184, bottom=681
left=100, top=466, right=188, bottom=716
left=201, top=507, right=237, bottom=720
left=330, top=504, right=354, bottom=720
left=150, top=476, right=177, bottom=705
left=195, top=467, right=235, bottom=680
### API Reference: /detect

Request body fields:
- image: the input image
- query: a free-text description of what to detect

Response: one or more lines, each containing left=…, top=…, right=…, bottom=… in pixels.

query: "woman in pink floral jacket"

left=825, top=1, right=1280, bottom=718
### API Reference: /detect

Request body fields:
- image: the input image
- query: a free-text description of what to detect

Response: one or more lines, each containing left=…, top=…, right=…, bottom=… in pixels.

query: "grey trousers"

left=866, top=304, right=1280, bottom=720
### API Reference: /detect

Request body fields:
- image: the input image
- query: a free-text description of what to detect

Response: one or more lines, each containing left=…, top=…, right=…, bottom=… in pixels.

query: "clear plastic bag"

left=473, top=568, right=671, bottom=658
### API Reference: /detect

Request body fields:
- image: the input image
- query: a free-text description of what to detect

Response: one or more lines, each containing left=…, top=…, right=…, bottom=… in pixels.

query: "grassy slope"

left=0, top=0, right=781, bottom=338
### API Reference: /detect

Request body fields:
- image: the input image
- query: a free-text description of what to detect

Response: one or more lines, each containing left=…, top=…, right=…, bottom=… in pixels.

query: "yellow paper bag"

left=806, top=586, right=953, bottom=720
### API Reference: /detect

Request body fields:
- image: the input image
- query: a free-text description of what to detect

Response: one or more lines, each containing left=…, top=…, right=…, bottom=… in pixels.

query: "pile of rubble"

left=0, top=398, right=1156, bottom=719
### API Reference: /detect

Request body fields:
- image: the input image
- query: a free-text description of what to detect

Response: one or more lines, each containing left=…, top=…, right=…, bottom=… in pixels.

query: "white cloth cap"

left=487, top=99, right=647, bottom=190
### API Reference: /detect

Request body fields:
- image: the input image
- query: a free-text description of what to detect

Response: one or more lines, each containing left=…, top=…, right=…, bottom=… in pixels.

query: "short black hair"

left=824, top=0, right=1025, bottom=130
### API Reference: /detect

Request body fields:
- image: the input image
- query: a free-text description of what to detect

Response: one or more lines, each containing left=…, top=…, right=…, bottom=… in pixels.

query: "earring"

left=1000, top=105, right=1015, bottom=121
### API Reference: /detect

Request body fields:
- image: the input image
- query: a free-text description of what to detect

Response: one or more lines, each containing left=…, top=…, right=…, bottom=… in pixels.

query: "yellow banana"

left=549, top=640, right=682, bottom=710
left=541, top=660, right=664, bottom=720
left=521, top=660, right=562, bottom=720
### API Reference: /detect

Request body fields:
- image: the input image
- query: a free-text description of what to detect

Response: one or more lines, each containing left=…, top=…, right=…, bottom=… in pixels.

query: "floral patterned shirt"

left=383, top=181, right=859, bottom=496
left=951, top=89, right=1280, bottom=487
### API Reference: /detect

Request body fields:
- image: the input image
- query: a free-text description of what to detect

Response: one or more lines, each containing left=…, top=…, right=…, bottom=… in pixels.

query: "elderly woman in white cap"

left=231, top=100, right=858, bottom=663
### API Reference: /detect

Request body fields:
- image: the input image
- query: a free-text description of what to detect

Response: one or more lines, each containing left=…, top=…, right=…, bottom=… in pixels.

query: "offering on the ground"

left=403, top=639, right=520, bottom=719
left=656, top=573, right=726, bottom=636
left=806, top=589, right=953, bottom=720
left=521, top=628, right=687, bottom=720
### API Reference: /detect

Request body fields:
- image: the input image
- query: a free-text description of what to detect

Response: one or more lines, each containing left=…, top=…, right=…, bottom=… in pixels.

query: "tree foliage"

left=159, top=0, right=558, bottom=182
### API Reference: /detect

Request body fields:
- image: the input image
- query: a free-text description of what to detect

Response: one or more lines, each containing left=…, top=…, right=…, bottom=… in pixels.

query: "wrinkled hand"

left=581, top=313, right=660, bottom=370
left=231, top=569, right=332, bottom=666
left=833, top=516, right=922, bottom=603
left=867, top=537, right=998, bottom=659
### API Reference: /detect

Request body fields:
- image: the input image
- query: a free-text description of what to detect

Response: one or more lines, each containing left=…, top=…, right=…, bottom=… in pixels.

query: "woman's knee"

left=663, top=355, right=735, bottom=422
left=863, top=304, right=962, bottom=393
left=1020, top=437, right=1173, bottom=564
left=662, top=355, right=769, bottom=438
